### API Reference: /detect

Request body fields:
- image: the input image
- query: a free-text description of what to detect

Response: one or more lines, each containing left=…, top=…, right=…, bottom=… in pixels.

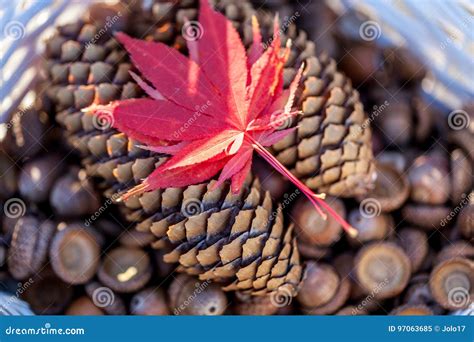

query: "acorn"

left=253, top=158, right=290, bottom=199
left=66, top=296, right=104, bottom=315
left=358, top=161, right=409, bottom=213
left=233, top=292, right=279, bottom=315
left=408, top=154, right=450, bottom=205
left=49, top=223, right=100, bottom=284
left=435, top=241, right=474, bottom=265
left=8, top=216, right=56, bottom=280
left=296, top=241, right=330, bottom=259
left=457, top=194, right=473, bottom=240
left=297, top=261, right=340, bottom=309
left=21, top=269, right=73, bottom=314
left=376, top=92, right=413, bottom=146
left=390, top=304, right=433, bottom=315
left=97, top=246, right=152, bottom=293
left=0, top=154, right=18, bottom=200
left=402, top=204, right=451, bottom=230
left=292, top=196, right=345, bottom=247
left=354, top=242, right=411, bottom=299
left=118, top=229, right=156, bottom=248
left=450, top=149, right=472, bottom=204
left=18, top=154, right=64, bottom=203
left=347, top=209, right=394, bottom=245
left=336, top=305, right=368, bottom=315
left=397, top=227, right=428, bottom=273
left=429, top=258, right=473, bottom=310
left=50, top=168, right=101, bottom=217
left=130, top=288, right=170, bottom=315
left=169, top=274, right=228, bottom=315
left=302, top=277, right=351, bottom=315
left=85, top=281, right=127, bottom=315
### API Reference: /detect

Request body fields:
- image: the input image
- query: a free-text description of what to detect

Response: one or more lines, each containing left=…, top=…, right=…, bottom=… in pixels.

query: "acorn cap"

left=169, top=274, right=228, bottom=315
left=302, top=277, right=351, bottom=315
left=118, top=229, right=155, bottom=248
left=65, top=296, right=104, bottom=315
left=336, top=305, right=368, bottom=315
left=450, top=149, right=472, bottom=204
left=358, top=162, right=409, bottom=212
left=429, top=257, right=474, bottom=310
left=49, top=224, right=100, bottom=284
left=85, top=281, right=127, bottom=315
left=354, top=242, right=411, bottom=299
left=292, top=196, right=344, bottom=247
left=457, top=197, right=473, bottom=240
left=130, top=288, right=170, bottom=315
left=435, top=241, right=474, bottom=265
left=408, top=154, right=450, bottom=205
left=22, top=270, right=73, bottom=314
left=98, top=247, right=152, bottom=293
left=7, top=216, right=56, bottom=279
left=233, top=292, right=279, bottom=316
left=402, top=204, right=451, bottom=230
left=397, top=227, right=428, bottom=273
left=297, top=262, right=340, bottom=308
left=347, top=210, right=394, bottom=245
left=390, top=304, right=433, bottom=315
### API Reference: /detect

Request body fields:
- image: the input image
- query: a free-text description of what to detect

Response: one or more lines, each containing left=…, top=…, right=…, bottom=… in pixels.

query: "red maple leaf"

left=86, top=0, right=356, bottom=236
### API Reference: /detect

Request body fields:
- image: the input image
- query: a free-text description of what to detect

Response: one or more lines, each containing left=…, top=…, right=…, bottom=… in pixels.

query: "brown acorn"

left=233, top=292, right=279, bottom=315
left=402, top=204, right=451, bottom=230
left=21, top=269, right=73, bottom=314
left=397, top=227, right=428, bottom=273
left=130, top=288, right=170, bottom=315
left=98, top=246, right=152, bottom=293
left=347, top=209, right=394, bottom=245
left=302, top=277, right=351, bottom=315
left=169, top=274, right=228, bottom=315
left=354, top=242, right=411, bottom=299
left=297, top=261, right=340, bottom=309
left=434, top=241, right=474, bottom=265
left=390, top=304, right=433, bottom=315
left=18, top=154, right=64, bottom=203
left=49, top=223, right=100, bottom=284
left=408, top=153, right=450, bottom=205
left=8, top=216, right=56, bottom=280
left=118, top=229, right=156, bottom=248
left=292, top=196, right=345, bottom=247
left=429, top=257, right=473, bottom=310
left=49, top=168, right=101, bottom=218
left=450, top=149, right=472, bottom=204
left=457, top=194, right=473, bottom=240
left=0, top=154, right=18, bottom=200
left=358, top=161, right=409, bottom=213
left=66, top=296, right=104, bottom=315
left=85, top=281, right=127, bottom=315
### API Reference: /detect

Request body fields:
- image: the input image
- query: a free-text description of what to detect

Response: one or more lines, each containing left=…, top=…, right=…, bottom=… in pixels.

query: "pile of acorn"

left=0, top=0, right=472, bottom=316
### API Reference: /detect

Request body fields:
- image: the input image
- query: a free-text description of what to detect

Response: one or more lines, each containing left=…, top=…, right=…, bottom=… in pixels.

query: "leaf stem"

left=249, top=136, right=357, bottom=237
